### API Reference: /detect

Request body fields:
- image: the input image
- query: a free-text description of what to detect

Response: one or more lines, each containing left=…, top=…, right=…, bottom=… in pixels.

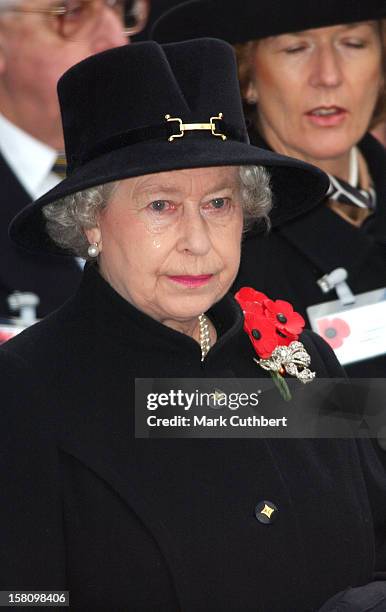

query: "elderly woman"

left=1, top=39, right=386, bottom=611
left=153, top=0, right=386, bottom=378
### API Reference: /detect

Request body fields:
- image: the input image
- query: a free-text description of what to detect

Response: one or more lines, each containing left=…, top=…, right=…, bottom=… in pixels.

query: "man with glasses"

left=0, top=0, right=148, bottom=320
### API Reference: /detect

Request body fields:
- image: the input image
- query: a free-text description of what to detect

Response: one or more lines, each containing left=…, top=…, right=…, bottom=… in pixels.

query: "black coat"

left=0, top=153, right=82, bottom=319
left=234, top=134, right=386, bottom=377
left=1, top=263, right=386, bottom=611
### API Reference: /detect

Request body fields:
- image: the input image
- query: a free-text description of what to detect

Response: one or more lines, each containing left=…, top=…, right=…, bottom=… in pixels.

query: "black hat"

left=132, top=0, right=186, bottom=42
left=10, top=38, right=328, bottom=255
left=152, top=0, right=386, bottom=45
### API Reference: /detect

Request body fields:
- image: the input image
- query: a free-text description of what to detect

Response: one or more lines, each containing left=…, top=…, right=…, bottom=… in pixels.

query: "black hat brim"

left=10, top=137, right=328, bottom=256
left=152, top=0, right=386, bottom=45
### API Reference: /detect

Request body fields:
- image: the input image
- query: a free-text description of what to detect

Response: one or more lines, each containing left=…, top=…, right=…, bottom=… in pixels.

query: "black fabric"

left=9, top=39, right=328, bottom=256
left=318, top=581, right=386, bottom=611
left=0, top=153, right=81, bottom=319
left=132, top=0, right=186, bottom=42
left=151, top=0, right=386, bottom=45
left=234, top=132, right=386, bottom=378
left=1, top=263, right=386, bottom=610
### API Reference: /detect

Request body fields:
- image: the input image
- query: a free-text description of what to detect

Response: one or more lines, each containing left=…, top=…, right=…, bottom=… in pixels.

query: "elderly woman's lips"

left=168, top=275, right=213, bottom=287
left=305, top=107, right=348, bottom=127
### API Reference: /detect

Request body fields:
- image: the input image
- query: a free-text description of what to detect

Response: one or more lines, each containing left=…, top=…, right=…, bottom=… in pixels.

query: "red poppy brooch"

left=235, top=288, right=315, bottom=400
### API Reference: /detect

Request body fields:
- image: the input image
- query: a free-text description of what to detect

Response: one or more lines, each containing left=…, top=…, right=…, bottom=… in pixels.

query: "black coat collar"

left=75, top=262, right=246, bottom=369
left=249, top=130, right=386, bottom=278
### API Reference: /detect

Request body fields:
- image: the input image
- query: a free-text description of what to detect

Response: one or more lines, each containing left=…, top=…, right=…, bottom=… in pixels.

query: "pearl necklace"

left=198, top=314, right=211, bottom=361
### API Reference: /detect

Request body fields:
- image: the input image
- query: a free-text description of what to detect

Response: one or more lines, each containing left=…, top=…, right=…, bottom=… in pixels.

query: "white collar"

left=0, top=113, right=58, bottom=198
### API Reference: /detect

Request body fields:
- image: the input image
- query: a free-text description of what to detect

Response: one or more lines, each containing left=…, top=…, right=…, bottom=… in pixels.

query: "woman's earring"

left=87, top=242, right=100, bottom=258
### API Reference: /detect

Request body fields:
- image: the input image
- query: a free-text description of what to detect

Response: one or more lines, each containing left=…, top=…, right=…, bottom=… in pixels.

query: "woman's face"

left=248, top=22, right=383, bottom=166
left=87, top=166, right=243, bottom=327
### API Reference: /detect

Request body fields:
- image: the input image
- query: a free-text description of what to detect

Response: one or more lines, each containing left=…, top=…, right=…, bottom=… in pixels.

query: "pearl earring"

left=87, top=242, right=100, bottom=258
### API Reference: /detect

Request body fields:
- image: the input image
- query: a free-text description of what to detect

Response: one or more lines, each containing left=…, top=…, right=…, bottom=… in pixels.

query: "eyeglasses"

left=4, top=0, right=148, bottom=39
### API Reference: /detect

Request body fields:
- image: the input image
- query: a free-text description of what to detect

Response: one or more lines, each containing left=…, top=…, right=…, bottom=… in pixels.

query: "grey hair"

left=43, top=182, right=117, bottom=259
left=239, top=165, right=271, bottom=231
left=43, top=165, right=272, bottom=259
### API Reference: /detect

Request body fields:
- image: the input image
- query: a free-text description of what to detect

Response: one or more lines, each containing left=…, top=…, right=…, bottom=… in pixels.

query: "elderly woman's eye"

left=149, top=200, right=170, bottom=212
left=210, top=197, right=229, bottom=209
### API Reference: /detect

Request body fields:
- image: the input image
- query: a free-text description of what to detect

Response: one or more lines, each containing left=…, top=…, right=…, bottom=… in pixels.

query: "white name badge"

left=307, top=288, right=386, bottom=366
left=0, top=322, right=26, bottom=345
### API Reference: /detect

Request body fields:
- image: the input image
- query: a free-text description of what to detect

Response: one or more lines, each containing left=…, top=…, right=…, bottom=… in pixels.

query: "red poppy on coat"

left=235, top=287, right=305, bottom=359
left=318, top=318, right=351, bottom=349
left=234, top=287, right=269, bottom=309
left=264, top=299, right=305, bottom=336
left=243, top=309, right=278, bottom=359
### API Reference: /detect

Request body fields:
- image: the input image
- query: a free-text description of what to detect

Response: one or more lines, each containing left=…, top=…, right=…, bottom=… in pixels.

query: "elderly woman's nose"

left=176, top=207, right=212, bottom=255
left=309, top=46, right=343, bottom=89
left=91, top=8, right=128, bottom=54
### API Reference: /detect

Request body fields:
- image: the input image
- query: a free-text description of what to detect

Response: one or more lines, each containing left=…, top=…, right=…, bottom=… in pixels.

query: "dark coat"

left=1, top=263, right=386, bottom=611
left=0, top=153, right=82, bottom=319
left=234, top=133, right=386, bottom=377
